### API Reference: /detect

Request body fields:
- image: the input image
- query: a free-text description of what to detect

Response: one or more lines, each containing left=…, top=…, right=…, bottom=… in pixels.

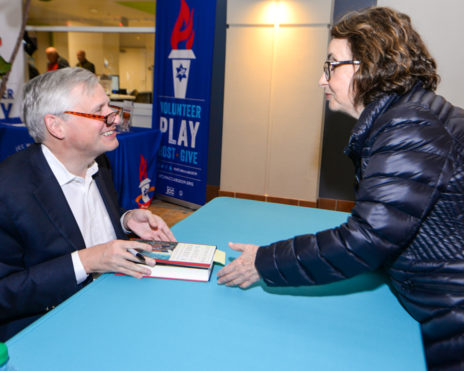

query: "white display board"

left=221, top=0, right=332, bottom=202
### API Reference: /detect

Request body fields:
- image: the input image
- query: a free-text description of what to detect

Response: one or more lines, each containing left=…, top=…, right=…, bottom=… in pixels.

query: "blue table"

left=0, top=124, right=161, bottom=210
left=6, top=197, right=426, bottom=370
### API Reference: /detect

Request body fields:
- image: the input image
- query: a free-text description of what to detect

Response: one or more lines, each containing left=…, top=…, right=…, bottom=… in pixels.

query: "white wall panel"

left=267, top=26, right=328, bottom=200
left=228, top=0, right=332, bottom=25
left=221, top=0, right=331, bottom=201
left=221, top=27, right=274, bottom=194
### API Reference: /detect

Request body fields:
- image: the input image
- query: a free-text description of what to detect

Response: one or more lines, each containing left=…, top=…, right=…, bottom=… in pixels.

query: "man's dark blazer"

left=0, top=143, right=126, bottom=341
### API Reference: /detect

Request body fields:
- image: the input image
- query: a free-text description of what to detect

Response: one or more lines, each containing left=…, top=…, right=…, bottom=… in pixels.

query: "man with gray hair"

left=0, top=67, right=175, bottom=341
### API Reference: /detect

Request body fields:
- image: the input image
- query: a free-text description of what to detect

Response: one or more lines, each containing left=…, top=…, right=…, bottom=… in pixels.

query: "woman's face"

left=318, top=38, right=363, bottom=119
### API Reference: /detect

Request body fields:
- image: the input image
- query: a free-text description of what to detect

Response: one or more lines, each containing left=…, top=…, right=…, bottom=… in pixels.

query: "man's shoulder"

left=84, top=60, right=95, bottom=72
left=58, top=57, right=69, bottom=68
left=0, top=144, right=42, bottom=182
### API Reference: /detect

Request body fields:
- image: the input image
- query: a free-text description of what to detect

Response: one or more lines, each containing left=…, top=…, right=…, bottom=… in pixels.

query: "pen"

left=128, top=248, right=146, bottom=263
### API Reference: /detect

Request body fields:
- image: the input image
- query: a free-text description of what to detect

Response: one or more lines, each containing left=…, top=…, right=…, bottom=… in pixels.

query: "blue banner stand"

left=153, top=0, right=218, bottom=208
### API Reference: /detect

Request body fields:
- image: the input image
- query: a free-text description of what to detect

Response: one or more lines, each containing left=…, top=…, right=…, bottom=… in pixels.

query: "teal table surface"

left=7, top=197, right=426, bottom=370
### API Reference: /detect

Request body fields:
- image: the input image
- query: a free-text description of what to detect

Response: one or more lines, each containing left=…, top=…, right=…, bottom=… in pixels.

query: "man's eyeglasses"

left=323, top=60, right=360, bottom=81
left=63, top=105, right=130, bottom=127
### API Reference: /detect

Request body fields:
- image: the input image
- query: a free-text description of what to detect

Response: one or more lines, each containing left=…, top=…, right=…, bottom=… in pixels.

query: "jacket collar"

left=30, top=145, right=127, bottom=247
left=344, top=83, right=428, bottom=161
left=344, top=93, right=397, bottom=161
left=29, top=144, right=86, bottom=252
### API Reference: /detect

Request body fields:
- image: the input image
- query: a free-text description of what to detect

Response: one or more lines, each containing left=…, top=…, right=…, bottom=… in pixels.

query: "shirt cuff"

left=120, top=210, right=132, bottom=234
left=71, top=250, right=89, bottom=285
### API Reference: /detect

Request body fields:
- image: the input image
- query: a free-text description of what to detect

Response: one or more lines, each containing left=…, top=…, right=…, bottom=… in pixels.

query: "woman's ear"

left=43, top=114, right=65, bottom=140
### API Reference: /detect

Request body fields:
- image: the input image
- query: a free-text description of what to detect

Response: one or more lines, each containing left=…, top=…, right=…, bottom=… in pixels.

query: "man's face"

left=77, top=51, right=85, bottom=63
left=46, top=51, right=58, bottom=63
left=62, top=83, right=119, bottom=163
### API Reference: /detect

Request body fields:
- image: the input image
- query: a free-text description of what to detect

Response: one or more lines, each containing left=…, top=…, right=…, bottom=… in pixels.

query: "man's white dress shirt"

left=41, top=145, right=117, bottom=284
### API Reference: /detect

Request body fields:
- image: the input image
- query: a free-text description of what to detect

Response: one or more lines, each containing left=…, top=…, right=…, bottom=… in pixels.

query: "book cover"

left=136, top=240, right=218, bottom=282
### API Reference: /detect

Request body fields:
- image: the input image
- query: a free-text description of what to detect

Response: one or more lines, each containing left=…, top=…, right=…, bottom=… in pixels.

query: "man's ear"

left=43, top=114, right=65, bottom=139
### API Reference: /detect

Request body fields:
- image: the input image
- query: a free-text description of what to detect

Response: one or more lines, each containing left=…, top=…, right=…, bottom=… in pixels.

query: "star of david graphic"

left=176, top=64, right=187, bottom=81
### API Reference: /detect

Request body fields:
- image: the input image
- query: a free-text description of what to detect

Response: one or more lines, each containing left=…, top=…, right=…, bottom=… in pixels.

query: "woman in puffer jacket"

left=217, top=7, right=464, bottom=370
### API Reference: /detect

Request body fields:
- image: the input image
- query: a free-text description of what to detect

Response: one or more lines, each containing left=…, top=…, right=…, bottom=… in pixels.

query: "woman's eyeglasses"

left=323, top=60, right=360, bottom=81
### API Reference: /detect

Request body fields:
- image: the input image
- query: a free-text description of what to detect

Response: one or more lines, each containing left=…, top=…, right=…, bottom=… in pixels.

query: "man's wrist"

left=72, top=250, right=89, bottom=284
left=121, top=210, right=134, bottom=233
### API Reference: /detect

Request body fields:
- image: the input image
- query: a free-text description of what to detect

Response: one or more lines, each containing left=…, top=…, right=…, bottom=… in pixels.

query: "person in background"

left=0, top=67, right=175, bottom=341
left=217, top=7, right=464, bottom=370
left=45, top=46, right=69, bottom=71
left=76, top=50, right=95, bottom=74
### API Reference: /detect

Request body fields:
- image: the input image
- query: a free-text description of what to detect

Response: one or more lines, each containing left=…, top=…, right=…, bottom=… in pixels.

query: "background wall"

left=378, top=0, right=464, bottom=108
left=67, top=27, right=105, bottom=73
left=119, top=33, right=154, bottom=93
left=31, top=29, right=152, bottom=95
left=101, top=33, right=120, bottom=77
left=220, top=0, right=332, bottom=204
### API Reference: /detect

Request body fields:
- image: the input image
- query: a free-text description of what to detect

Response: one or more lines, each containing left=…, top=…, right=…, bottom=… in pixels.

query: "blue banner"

left=153, top=0, right=217, bottom=206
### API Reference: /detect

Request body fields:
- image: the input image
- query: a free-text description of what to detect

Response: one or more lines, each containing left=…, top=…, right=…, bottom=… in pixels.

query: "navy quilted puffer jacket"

left=255, top=84, right=464, bottom=370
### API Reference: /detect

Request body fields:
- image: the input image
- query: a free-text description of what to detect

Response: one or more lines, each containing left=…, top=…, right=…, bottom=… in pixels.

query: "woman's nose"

left=318, top=72, right=328, bottom=87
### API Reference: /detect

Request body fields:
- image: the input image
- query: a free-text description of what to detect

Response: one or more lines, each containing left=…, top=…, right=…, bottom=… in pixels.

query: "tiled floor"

left=148, top=198, right=195, bottom=227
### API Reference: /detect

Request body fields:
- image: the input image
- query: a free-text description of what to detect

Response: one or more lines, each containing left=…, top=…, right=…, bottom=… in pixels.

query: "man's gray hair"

left=22, top=67, right=99, bottom=142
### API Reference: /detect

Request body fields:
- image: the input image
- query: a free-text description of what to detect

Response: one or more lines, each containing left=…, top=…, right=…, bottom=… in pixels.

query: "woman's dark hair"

left=331, top=7, right=439, bottom=107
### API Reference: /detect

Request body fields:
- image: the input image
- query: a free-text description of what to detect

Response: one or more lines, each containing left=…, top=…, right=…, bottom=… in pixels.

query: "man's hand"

left=78, top=240, right=156, bottom=279
left=217, top=242, right=260, bottom=288
left=123, top=209, right=176, bottom=241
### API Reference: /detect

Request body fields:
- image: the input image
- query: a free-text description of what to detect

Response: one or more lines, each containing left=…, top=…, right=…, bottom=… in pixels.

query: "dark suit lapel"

left=29, top=145, right=86, bottom=252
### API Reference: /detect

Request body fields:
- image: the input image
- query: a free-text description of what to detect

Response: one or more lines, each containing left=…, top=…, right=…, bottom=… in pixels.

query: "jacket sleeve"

left=0, top=199, right=81, bottom=325
left=256, top=106, right=453, bottom=286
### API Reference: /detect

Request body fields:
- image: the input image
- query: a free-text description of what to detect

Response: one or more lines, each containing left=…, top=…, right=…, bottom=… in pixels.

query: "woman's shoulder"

left=367, top=87, right=464, bottom=159
left=382, top=88, right=464, bottom=152
left=371, top=86, right=459, bottom=132
left=390, top=85, right=463, bottom=124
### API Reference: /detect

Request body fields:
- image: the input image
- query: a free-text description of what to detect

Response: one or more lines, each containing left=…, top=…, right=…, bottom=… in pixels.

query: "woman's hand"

left=217, top=242, right=260, bottom=288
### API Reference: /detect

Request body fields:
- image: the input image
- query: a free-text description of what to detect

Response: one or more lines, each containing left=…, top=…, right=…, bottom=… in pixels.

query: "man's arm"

left=77, top=239, right=156, bottom=279
left=0, top=219, right=79, bottom=324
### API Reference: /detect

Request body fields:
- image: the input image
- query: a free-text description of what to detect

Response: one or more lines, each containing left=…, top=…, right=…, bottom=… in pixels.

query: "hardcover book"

left=137, top=240, right=220, bottom=282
